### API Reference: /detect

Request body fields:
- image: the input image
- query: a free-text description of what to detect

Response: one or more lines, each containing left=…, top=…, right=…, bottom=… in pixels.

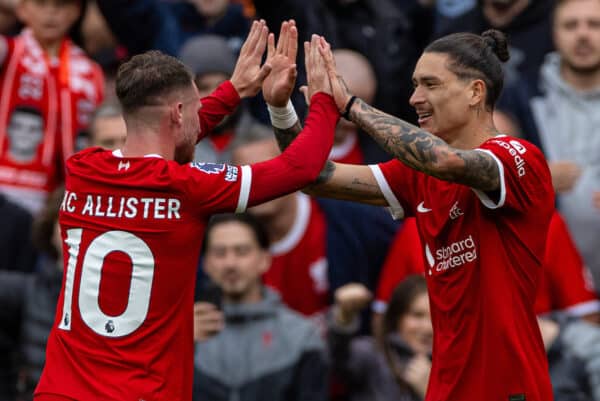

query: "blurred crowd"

left=0, top=0, right=600, bottom=400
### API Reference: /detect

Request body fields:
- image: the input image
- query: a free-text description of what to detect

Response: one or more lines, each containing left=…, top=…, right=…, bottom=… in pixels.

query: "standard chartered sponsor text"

left=434, top=235, right=477, bottom=272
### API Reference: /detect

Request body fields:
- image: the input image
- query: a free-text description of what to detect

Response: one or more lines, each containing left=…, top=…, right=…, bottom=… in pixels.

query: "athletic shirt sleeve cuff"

left=235, top=165, right=252, bottom=213
left=470, top=149, right=507, bottom=210
left=368, top=164, right=405, bottom=219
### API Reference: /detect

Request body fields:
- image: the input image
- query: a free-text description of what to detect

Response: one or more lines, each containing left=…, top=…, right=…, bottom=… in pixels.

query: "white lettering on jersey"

left=432, top=235, right=478, bottom=272
left=449, top=201, right=464, bottom=220
left=65, top=192, right=181, bottom=220
left=492, top=139, right=527, bottom=177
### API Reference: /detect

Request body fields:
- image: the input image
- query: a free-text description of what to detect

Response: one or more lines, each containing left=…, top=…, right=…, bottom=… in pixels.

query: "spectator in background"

left=230, top=133, right=398, bottom=320
left=179, top=34, right=270, bottom=163
left=329, top=49, right=376, bottom=165
left=96, top=0, right=249, bottom=57
left=434, top=0, right=555, bottom=86
left=0, top=187, right=64, bottom=401
left=254, top=0, right=433, bottom=162
left=88, top=100, right=126, bottom=149
left=328, top=276, right=432, bottom=401
left=498, top=0, right=600, bottom=290
left=0, top=0, right=104, bottom=216
left=193, top=213, right=328, bottom=401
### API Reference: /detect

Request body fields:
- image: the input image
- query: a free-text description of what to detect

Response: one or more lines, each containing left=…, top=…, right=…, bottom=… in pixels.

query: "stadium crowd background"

left=1, top=0, right=600, bottom=400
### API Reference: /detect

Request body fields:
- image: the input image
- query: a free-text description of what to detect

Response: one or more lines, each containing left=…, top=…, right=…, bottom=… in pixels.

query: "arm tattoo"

left=273, top=121, right=302, bottom=151
left=349, top=99, right=500, bottom=191
left=315, top=160, right=335, bottom=184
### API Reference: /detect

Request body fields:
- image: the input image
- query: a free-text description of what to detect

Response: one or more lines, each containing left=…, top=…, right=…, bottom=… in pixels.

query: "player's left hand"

left=230, top=19, right=273, bottom=99
left=317, top=36, right=353, bottom=114
left=262, top=20, right=298, bottom=107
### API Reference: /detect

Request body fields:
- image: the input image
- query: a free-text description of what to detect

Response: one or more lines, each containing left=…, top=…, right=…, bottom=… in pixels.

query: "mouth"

left=416, top=111, right=433, bottom=125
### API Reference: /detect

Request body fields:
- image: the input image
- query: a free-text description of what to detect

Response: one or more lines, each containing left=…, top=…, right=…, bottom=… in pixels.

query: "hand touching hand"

left=334, top=283, right=372, bottom=326
left=300, top=34, right=333, bottom=104
left=262, top=20, right=298, bottom=107
left=230, top=19, right=272, bottom=99
left=193, top=302, right=224, bottom=342
left=317, top=36, right=353, bottom=114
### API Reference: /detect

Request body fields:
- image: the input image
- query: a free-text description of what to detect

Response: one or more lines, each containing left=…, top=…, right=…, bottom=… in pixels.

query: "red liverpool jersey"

left=370, top=136, right=554, bottom=401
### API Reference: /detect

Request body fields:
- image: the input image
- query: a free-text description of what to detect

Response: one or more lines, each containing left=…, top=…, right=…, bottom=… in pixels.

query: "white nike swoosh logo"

left=417, top=201, right=432, bottom=213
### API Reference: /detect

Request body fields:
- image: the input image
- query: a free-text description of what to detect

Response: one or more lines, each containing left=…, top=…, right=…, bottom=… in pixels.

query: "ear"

left=169, top=102, right=184, bottom=126
left=468, top=79, right=486, bottom=108
left=257, top=251, right=272, bottom=275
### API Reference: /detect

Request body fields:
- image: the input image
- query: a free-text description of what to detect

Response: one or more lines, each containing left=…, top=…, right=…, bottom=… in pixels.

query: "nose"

left=409, top=86, right=425, bottom=108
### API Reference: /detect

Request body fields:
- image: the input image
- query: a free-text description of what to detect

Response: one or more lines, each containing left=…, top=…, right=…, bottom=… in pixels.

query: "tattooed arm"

left=272, top=123, right=388, bottom=205
left=345, top=99, right=500, bottom=192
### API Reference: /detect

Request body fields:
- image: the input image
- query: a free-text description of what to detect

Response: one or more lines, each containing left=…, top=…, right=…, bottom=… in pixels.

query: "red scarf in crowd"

left=0, top=29, right=104, bottom=214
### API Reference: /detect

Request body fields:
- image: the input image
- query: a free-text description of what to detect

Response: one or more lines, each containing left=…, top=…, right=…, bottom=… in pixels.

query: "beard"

left=563, top=56, right=600, bottom=76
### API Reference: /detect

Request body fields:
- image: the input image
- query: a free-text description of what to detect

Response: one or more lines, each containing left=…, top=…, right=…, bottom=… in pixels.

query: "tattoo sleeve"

left=273, top=121, right=302, bottom=151
left=349, top=99, right=500, bottom=192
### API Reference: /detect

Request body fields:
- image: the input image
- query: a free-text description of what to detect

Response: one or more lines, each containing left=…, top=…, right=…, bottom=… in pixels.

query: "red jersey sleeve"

left=474, top=137, right=553, bottom=212
left=540, top=211, right=600, bottom=317
left=373, top=218, right=425, bottom=313
left=369, top=159, right=420, bottom=219
left=198, top=80, right=240, bottom=141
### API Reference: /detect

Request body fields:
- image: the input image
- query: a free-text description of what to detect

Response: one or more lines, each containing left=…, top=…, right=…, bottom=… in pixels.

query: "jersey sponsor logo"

left=118, top=161, right=130, bottom=171
left=191, top=162, right=226, bottom=174
left=426, top=234, right=478, bottom=273
left=417, top=201, right=432, bottom=213
left=449, top=201, right=464, bottom=220
left=225, top=165, right=238, bottom=182
left=492, top=139, right=527, bottom=177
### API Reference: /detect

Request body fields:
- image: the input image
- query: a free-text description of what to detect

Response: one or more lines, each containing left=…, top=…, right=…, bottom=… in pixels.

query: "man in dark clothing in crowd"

left=192, top=213, right=328, bottom=401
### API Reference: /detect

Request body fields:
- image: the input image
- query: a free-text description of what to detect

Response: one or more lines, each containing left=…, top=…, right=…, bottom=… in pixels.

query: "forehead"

left=412, top=52, right=456, bottom=81
left=556, top=0, right=600, bottom=21
left=207, top=222, right=257, bottom=247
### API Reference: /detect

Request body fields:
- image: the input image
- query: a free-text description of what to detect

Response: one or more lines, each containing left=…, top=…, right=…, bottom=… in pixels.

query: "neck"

left=263, top=195, right=298, bottom=244
left=561, top=63, right=600, bottom=92
left=121, top=118, right=175, bottom=159
left=34, top=35, right=64, bottom=57
left=447, top=112, right=497, bottom=150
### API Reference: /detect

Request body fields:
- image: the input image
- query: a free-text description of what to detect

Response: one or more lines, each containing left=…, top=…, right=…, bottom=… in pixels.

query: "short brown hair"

left=115, top=50, right=194, bottom=113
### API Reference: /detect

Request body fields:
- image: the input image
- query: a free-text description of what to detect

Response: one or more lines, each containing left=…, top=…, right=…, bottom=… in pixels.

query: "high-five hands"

left=230, top=20, right=272, bottom=99
left=317, top=36, right=355, bottom=115
left=299, top=34, right=334, bottom=105
left=262, top=20, right=298, bottom=107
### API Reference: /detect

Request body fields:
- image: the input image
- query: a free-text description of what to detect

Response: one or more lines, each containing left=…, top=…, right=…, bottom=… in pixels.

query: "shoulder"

left=277, top=306, right=324, bottom=349
left=479, top=136, right=547, bottom=169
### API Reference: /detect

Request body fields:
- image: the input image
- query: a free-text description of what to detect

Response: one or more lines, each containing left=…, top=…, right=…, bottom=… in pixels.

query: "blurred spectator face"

left=195, top=72, right=229, bottom=98
left=204, top=220, right=271, bottom=300
left=333, top=50, right=376, bottom=143
left=17, top=0, right=81, bottom=45
left=7, top=108, right=44, bottom=162
left=396, top=292, right=432, bottom=355
left=91, top=115, right=126, bottom=150
left=554, top=0, right=600, bottom=74
left=483, top=0, right=529, bottom=28
left=231, top=138, right=292, bottom=219
left=188, top=0, right=229, bottom=18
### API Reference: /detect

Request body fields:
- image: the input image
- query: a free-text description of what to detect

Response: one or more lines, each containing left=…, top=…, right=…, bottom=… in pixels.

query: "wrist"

left=267, top=100, right=298, bottom=129
left=341, top=95, right=358, bottom=121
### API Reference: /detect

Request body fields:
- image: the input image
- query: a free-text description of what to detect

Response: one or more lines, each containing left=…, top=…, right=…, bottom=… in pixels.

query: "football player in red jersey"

left=265, top=30, right=555, bottom=401
left=34, top=21, right=340, bottom=401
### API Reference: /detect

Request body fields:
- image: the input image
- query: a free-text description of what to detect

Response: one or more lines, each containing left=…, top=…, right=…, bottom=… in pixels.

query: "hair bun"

left=482, top=29, right=510, bottom=62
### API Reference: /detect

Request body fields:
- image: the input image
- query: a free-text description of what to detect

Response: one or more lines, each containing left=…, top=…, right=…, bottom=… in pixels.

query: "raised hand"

left=301, top=35, right=333, bottom=103
left=262, top=20, right=298, bottom=107
left=333, top=283, right=372, bottom=326
left=230, top=20, right=272, bottom=99
left=317, top=36, right=353, bottom=113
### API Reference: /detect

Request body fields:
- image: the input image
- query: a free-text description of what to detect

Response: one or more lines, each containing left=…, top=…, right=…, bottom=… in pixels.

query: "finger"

left=287, top=65, right=298, bottom=82
left=304, top=41, right=312, bottom=84
left=267, top=32, right=275, bottom=60
left=255, top=62, right=272, bottom=84
left=241, top=20, right=260, bottom=56
left=252, top=24, right=269, bottom=60
left=277, top=21, right=288, bottom=55
left=287, top=23, right=298, bottom=60
left=299, top=86, right=310, bottom=106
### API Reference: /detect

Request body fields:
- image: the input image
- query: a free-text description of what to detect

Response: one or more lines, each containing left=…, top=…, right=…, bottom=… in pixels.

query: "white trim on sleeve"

left=235, top=165, right=252, bottom=213
left=368, top=164, right=405, bottom=219
left=471, top=149, right=507, bottom=210
left=563, top=300, right=600, bottom=318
